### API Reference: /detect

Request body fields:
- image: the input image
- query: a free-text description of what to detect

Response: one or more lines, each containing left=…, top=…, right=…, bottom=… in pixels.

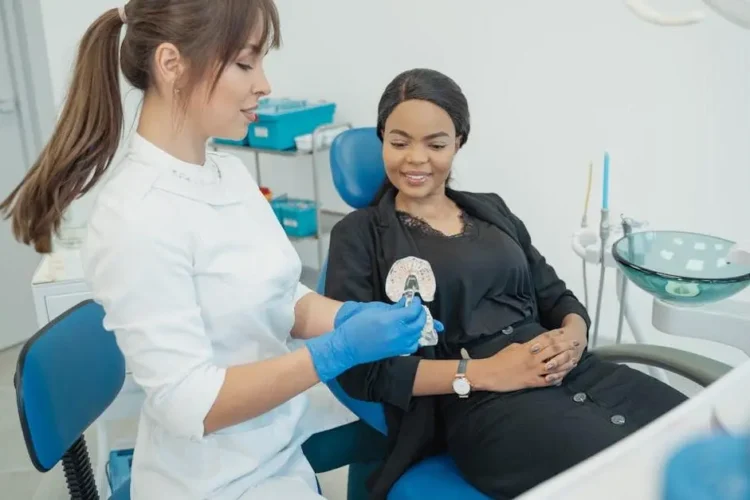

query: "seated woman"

left=324, top=68, right=688, bottom=500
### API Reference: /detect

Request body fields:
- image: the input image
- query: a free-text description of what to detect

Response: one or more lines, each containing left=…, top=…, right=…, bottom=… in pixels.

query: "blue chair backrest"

left=15, top=300, right=126, bottom=471
left=329, top=127, right=386, bottom=209
left=322, top=127, right=389, bottom=435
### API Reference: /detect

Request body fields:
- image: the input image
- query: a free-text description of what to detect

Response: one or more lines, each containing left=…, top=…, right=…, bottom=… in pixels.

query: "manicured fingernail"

left=546, top=362, right=556, bottom=370
left=531, top=344, right=541, bottom=353
left=546, top=374, right=557, bottom=382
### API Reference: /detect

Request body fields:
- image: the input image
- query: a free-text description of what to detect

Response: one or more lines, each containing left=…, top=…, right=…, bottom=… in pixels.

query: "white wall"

left=38, top=0, right=750, bottom=366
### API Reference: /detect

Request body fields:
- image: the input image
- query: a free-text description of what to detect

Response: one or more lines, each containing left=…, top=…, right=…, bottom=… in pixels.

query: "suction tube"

left=591, top=153, right=611, bottom=348
left=591, top=208, right=610, bottom=348
left=580, top=161, right=593, bottom=310
left=615, top=217, right=634, bottom=344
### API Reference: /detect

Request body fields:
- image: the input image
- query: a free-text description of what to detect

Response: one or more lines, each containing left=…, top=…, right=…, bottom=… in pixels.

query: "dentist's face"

left=382, top=99, right=460, bottom=200
left=191, top=28, right=272, bottom=141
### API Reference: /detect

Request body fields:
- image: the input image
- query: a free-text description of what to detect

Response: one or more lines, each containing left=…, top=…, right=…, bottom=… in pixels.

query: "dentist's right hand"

left=306, top=297, right=428, bottom=383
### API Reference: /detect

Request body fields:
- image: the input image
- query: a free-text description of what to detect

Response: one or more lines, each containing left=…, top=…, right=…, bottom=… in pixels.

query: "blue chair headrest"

left=329, top=127, right=386, bottom=209
left=15, top=300, right=126, bottom=472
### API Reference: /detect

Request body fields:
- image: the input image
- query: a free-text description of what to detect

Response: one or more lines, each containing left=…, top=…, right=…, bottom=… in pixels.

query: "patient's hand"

left=472, top=331, right=580, bottom=392
left=529, top=329, right=586, bottom=384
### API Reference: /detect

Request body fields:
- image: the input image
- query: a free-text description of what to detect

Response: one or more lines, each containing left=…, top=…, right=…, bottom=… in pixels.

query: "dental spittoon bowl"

left=612, top=231, right=750, bottom=306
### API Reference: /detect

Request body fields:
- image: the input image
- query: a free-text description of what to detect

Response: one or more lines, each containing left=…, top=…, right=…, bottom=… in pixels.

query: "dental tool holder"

left=573, top=220, right=750, bottom=357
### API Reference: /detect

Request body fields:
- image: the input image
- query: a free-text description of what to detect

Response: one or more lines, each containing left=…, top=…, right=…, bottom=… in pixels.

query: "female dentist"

left=0, top=1, right=434, bottom=498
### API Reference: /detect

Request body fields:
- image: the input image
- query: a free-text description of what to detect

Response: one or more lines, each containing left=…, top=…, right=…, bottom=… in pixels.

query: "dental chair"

left=13, top=299, right=389, bottom=500
left=321, top=127, right=734, bottom=500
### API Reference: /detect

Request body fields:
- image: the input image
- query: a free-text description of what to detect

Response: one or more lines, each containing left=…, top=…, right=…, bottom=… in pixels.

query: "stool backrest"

left=15, top=300, right=125, bottom=472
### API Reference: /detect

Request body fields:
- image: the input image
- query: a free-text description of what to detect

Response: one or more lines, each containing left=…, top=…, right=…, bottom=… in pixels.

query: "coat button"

left=502, top=326, right=514, bottom=335
left=573, top=392, right=587, bottom=403
left=611, top=415, right=626, bottom=425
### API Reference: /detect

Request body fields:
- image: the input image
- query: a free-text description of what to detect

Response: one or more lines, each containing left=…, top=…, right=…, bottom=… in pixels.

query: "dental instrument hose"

left=581, top=161, right=593, bottom=310
left=615, top=216, right=634, bottom=344
left=591, top=208, right=609, bottom=348
left=591, top=153, right=610, bottom=348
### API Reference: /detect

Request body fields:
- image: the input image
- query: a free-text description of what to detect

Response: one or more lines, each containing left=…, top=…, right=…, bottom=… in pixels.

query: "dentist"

left=0, top=1, right=432, bottom=498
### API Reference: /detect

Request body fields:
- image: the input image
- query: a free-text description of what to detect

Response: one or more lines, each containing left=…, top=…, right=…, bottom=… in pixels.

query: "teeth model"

left=385, top=256, right=439, bottom=347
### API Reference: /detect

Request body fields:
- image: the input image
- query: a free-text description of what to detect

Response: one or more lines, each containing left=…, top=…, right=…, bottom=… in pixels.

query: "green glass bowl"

left=612, top=230, right=750, bottom=306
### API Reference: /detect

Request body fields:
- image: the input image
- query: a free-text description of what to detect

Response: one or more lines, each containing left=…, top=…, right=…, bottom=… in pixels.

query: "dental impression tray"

left=385, top=256, right=439, bottom=347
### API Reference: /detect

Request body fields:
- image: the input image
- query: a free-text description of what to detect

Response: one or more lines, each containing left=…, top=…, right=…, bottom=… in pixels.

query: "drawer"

left=46, top=291, right=92, bottom=322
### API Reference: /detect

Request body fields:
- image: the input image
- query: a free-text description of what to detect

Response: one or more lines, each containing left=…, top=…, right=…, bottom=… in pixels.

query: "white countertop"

left=32, top=248, right=85, bottom=285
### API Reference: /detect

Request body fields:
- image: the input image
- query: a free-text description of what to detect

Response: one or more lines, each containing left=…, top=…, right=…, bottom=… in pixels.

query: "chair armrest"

left=592, top=344, right=733, bottom=388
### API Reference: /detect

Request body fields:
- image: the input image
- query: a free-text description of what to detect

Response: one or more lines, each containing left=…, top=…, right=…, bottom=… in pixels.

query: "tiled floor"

left=0, top=344, right=350, bottom=500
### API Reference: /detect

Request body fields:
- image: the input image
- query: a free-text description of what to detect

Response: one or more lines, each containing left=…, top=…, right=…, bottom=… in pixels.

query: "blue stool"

left=15, top=300, right=130, bottom=499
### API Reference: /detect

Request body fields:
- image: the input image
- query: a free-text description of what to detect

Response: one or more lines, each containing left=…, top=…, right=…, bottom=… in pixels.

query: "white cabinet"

left=31, top=249, right=92, bottom=328
left=31, top=249, right=143, bottom=423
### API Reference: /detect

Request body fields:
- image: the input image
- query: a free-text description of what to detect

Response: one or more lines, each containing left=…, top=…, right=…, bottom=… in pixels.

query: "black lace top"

left=396, top=210, right=475, bottom=238
left=397, top=210, right=536, bottom=346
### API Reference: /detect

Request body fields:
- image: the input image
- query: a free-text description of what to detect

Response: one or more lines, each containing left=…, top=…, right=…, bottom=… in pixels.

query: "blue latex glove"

left=307, top=297, right=429, bottom=382
left=334, top=301, right=391, bottom=329
left=335, top=298, right=445, bottom=332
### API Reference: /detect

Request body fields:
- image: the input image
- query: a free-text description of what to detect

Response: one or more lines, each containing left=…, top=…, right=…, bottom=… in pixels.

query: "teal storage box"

left=248, top=98, right=336, bottom=151
left=271, top=196, right=318, bottom=237
left=106, top=448, right=133, bottom=494
left=213, top=136, right=248, bottom=146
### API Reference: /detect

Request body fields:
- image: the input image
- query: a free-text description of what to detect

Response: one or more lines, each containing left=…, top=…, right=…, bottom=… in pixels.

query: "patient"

left=324, top=68, right=688, bottom=499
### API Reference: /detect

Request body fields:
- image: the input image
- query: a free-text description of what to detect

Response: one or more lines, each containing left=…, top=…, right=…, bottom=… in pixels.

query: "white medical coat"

left=82, top=133, right=323, bottom=499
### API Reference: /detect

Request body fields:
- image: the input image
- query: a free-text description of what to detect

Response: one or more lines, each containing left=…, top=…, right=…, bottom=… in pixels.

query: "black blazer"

left=324, top=187, right=590, bottom=498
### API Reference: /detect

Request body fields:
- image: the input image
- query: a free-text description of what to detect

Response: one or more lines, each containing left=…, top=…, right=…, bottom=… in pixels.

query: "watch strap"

left=457, top=358, right=468, bottom=377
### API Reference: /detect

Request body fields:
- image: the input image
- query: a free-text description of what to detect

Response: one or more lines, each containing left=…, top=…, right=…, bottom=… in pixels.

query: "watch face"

left=453, top=377, right=471, bottom=396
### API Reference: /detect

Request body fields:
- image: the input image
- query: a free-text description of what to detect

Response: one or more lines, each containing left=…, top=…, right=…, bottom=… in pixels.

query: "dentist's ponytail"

left=0, top=8, right=125, bottom=254
left=1, top=0, right=281, bottom=254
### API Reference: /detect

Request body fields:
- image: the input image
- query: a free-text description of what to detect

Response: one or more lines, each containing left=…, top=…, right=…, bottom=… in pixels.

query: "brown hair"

left=0, top=0, right=281, bottom=253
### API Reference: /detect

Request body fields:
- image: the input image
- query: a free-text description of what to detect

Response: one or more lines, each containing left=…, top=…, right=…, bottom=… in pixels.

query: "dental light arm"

left=626, top=0, right=750, bottom=29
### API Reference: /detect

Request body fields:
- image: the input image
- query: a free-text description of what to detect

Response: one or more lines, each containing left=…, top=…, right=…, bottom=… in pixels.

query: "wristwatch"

left=452, top=359, right=471, bottom=398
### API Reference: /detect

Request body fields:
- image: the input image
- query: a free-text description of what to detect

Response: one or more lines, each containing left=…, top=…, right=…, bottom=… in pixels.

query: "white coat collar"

left=129, top=133, right=245, bottom=206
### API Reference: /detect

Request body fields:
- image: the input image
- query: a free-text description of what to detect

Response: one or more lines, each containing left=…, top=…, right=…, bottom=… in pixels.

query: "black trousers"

left=437, top=326, right=688, bottom=499
left=439, top=353, right=687, bottom=499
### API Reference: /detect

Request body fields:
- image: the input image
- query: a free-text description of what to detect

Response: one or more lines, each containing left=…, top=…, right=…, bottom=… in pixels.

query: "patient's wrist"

left=466, top=359, right=493, bottom=392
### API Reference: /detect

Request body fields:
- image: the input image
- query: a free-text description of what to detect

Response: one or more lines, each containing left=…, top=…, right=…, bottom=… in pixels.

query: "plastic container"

left=213, top=136, right=248, bottom=146
left=270, top=195, right=318, bottom=238
left=294, top=125, right=349, bottom=152
left=106, top=448, right=134, bottom=494
left=248, top=98, right=336, bottom=150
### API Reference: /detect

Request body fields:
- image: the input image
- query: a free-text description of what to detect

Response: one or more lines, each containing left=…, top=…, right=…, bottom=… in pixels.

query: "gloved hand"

left=307, top=296, right=430, bottom=382
left=335, top=298, right=445, bottom=332
left=334, top=300, right=392, bottom=329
